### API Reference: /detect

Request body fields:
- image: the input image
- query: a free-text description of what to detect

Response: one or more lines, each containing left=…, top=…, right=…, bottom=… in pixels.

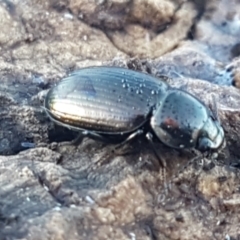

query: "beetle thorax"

left=150, top=89, right=210, bottom=150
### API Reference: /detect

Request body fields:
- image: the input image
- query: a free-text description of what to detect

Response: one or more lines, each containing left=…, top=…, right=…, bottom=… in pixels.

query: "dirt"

left=1, top=0, right=240, bottom=239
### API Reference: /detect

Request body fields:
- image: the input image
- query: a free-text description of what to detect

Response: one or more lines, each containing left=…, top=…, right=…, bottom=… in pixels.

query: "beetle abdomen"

left=45, top=66, right=169, bottom=134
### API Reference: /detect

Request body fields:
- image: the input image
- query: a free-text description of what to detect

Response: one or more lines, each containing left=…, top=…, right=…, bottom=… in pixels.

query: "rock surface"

left=1, top=0, right=240, bottom=239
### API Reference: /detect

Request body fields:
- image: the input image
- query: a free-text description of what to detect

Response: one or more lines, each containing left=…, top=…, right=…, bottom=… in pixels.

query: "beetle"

left=44, top=66, right=225, bottom=166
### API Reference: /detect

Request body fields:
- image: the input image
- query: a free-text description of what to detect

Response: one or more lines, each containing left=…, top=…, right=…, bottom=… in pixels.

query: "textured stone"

left=1, top=0, right=240, bottom=239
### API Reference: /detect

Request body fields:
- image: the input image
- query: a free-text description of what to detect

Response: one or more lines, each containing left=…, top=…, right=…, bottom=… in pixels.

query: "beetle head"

left=197, top=116, right=225, bottom=152
left=196, top=98, right=225, bottom=153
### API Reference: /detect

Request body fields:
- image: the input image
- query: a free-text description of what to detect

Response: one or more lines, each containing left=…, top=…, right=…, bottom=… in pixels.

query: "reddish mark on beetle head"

left=163, top=117, right=179, bottom=128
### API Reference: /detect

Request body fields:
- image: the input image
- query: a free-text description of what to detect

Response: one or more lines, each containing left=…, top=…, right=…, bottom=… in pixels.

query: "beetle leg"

left=113, top=129, right=144, bottom=151
left=94, top=130, right=145, bottom=165
left=56, top=131, right=111, bottom=147
left=95, top=129, right=144, bottom=160
left=146, top=132, right=166, bottom=168
left=71, top=130, right=113, bottom=145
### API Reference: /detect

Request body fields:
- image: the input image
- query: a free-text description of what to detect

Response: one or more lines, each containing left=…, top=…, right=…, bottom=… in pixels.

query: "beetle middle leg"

left=106, top=130, right=167, bottom=169
left=94, top=130, right=145, bottom=165
left=113, top=129, right=144, bottom=152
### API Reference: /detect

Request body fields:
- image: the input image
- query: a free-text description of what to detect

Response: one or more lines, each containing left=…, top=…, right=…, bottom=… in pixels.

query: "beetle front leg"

left=146, top=132, right=166, bottom=168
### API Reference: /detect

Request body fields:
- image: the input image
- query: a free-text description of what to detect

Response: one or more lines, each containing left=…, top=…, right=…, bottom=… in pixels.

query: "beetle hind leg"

left=71, top=130, right=120, bottom=145
left=57, top=130, right=115, bottom=148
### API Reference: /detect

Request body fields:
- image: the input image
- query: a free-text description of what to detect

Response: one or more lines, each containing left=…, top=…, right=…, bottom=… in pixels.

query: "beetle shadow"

left=45, top=122, right=197, bottom=176
left=47, top=124, right=79, bottom=143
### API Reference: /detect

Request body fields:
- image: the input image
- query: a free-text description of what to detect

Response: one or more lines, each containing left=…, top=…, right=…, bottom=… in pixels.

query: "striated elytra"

left=44, top=66, right=225, bottom=161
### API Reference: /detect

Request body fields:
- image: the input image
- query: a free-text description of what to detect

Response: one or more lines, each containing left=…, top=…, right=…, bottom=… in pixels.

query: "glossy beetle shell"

left=45, top=66, right=169, bottom=134
left=45, top=66, right=225, bottom=152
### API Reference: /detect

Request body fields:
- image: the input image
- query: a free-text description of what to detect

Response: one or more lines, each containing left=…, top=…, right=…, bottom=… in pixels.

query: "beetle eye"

left=197, top=137, right=212, bottom=152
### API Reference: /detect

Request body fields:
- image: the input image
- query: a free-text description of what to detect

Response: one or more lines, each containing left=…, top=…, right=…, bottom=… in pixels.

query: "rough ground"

left=1, top=0, right=240, bottom=239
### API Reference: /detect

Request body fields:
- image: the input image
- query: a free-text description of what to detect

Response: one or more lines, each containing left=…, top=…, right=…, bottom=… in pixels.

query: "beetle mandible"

left=44, top=66, right=225, bottom=164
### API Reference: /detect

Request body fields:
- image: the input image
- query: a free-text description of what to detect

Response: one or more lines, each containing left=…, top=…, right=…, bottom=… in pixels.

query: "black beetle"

left=44, top=66, right=225, bottom=165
